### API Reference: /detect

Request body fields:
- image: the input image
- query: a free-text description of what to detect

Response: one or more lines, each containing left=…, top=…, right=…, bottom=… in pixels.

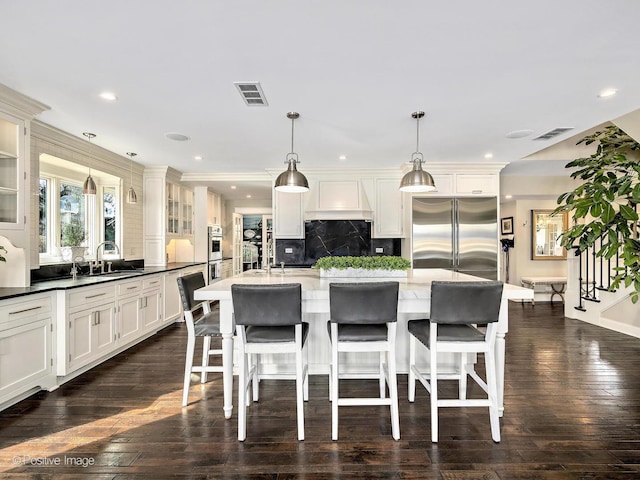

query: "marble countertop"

left=196, top=268, right=534, bottom=301
left=0, top=262, right=205, bottom=301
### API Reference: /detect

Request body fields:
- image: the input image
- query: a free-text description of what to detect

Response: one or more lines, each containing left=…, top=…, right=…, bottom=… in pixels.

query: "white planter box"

left=319, top=268, right=408, bottom=278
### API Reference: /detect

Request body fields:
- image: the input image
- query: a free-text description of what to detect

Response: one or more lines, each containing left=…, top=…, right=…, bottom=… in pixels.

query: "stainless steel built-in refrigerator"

left=412, top=197, right=498, bottom=280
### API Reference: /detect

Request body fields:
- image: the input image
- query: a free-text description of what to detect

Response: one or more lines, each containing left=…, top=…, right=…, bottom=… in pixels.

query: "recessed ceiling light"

left=506, top=129, right=533, bottom=139
left=230, top=185, right=237, bottom=190
left=194, top=155, right=203, bottom=161
left=165, top=132, right=190, bottom=141
left=484, top=153, right=493, bottom=159
left=598, top=88, right=618, bottom=98
left=246, top=194, right=252, bottom=198
left=505, top=194, right=512, bottom=199
left=99, top=92, right=117, bottom=101
left=339, top=155, right=347, bottom=161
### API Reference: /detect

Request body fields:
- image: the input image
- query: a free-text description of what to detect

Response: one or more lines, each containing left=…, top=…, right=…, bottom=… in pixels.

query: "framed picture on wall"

left=501, top=216, right=514, bottom=235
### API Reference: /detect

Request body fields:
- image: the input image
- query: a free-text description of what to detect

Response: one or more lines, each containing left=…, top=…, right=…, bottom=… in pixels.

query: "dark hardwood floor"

left=1, top=302, right=640, bottom=479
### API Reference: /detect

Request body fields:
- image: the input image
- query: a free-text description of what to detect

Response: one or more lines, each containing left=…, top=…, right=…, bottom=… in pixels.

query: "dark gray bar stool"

left=328, top=281, right=400, bottom=441
left=232, top=283, right=309, bottom=441
left=408, top=280, right=504, bottom=442
left=176, top=272, right=223, bottom=407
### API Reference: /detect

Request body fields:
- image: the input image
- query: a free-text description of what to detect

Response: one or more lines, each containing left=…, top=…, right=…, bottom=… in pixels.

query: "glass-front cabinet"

left=166, top=182, right=180, bottom=235
left=166, top=181, right=193, bottom=237
left=0, top=113, right=24, bottom=228
left=181, top=187, right=193, bottom=236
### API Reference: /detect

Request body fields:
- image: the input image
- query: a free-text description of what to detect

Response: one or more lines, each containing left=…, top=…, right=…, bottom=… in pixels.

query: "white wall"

left=500, top=174, right=581, bottom=301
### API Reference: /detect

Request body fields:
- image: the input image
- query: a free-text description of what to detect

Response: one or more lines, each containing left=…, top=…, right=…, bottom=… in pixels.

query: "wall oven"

left=207, top=225, right=223, bottom=284
left=208, top=225, right=222, bottom=261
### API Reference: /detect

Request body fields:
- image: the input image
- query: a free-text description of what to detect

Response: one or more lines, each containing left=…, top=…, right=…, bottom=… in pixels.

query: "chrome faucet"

left=90, top=241, right=121, bottom=274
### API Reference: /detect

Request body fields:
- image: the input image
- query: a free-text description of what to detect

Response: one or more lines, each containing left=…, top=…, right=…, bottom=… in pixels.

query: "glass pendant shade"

left=83, top=173, right=97, bottom=195
left=399, top=111, right=436, bottom=193
left=275, top=112, right=309, bottom=193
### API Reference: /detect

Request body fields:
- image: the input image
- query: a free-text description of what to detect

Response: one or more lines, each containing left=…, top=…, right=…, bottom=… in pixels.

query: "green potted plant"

left=314, top=255, right=411, bottom=277
left=553, top=125, right=640, bottom=303
left=61, top=219, right=86, bottom=261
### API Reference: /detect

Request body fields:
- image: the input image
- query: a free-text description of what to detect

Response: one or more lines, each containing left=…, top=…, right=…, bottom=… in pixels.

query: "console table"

left=520, top=276, right=567, bottom=305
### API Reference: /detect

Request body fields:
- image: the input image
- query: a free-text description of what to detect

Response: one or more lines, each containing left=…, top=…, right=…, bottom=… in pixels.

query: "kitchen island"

left=194, top=267, right=533, bottom=419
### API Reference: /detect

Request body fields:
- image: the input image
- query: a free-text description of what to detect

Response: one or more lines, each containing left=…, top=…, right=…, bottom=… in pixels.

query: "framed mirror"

left=531, top=210, right=568, bottom=260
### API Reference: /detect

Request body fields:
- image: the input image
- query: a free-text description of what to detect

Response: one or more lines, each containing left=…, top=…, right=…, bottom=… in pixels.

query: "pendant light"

left=399, top=111, right=436, bottom=192
left=126, top=152, right=138, bottom=204
left=82, top=132, right=97, bottom=195
left=274, top=112, right=309, bottom=193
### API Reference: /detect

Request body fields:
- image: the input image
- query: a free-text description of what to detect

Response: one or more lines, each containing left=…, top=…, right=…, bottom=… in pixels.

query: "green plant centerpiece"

left=61, top=220, right=86, bottom=247
left=314, top=255, right=411, bottom=277
left=553, top=125, right=640, bottom=303
left=61, top=220, right=86, bottom=262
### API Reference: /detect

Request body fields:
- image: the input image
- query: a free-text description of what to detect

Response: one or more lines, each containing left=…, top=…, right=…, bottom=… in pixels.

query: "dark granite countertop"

left=0, top=262, right=205, bottom=302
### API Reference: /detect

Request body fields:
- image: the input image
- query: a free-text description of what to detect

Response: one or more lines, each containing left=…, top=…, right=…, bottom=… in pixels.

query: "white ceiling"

left=2, top=1, right=639, bottom=201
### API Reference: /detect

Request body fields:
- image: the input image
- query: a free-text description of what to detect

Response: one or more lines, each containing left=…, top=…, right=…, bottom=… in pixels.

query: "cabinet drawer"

left=116, top=278, right=143, bottom=297
left=0, top=294, right=52, bottom=329
left=142, top=275, right=162, bottom=290
left=68, top=285, right=115, bottom=310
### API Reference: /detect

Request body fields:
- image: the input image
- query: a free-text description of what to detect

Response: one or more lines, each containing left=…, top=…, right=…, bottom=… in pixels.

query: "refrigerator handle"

left=452, top=198, right=459, bottom=268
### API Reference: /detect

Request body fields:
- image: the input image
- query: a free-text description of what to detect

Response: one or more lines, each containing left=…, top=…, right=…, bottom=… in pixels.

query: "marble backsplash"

left=275, top=220, right=401, bottom=266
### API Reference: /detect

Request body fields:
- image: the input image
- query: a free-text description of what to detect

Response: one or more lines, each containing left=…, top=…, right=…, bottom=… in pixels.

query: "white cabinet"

left=144, top=167, right=196, bottom=266
left=116, top=279, right=143, bottom=345
left=163, top=270, right=182, bottom=324
left=455, top=174, right=498, bottom=195
left=273, top=190, right=304, bottom=239
left=0, top=293, right=54, bottom=408
left=180, top=187, right=194, bottom=236
left=431, top=174, right=454, bottom=195
left=166, top=182, right=180, bottom=235
left=373, top=178, right=404, bottom=238
left=207, top=191, right=222, bottom=225
left=67, top=302, right=115, bottom=372
left=59, top=283, right=116, bottom=375
left=0, top=113, right=24, bottom=228
left=167, top=182, right=193, bottom=237
left=163, top=267, right=204, bottom=325
left=410, top=173, right=498, bottom=198
left=0, top=86, right=47, bottom=236
left=140, top=275, right=162, bottom=333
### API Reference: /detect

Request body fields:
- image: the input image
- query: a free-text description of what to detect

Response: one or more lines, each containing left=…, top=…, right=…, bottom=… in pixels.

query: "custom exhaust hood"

left=304, top=180, right=373, bottom=221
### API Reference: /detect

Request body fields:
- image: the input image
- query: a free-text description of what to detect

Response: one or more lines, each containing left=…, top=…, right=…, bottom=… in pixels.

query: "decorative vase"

left=62, top=246, right=86, bottom=262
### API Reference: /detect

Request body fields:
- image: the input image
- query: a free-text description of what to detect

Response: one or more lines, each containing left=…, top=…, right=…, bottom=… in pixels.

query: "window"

left=39, top=156, right=121, bottom=264
left=103, top=187, right=117, bottom=254
left=38, top=178, right=48, bottom=254
left=59, top=182, right=86, bottom=248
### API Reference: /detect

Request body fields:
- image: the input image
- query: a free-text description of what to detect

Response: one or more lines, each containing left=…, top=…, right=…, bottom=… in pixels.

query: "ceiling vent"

left=234, top=82, right=268, bottom=106
left=533, top=127, right=574, bottom=141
